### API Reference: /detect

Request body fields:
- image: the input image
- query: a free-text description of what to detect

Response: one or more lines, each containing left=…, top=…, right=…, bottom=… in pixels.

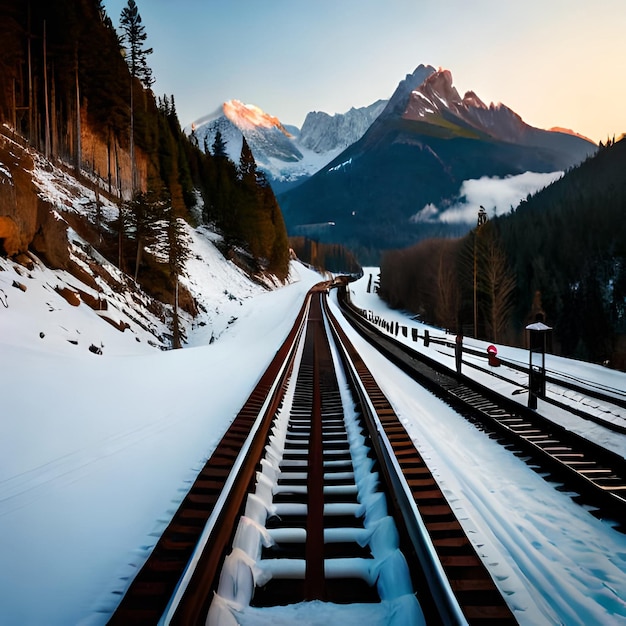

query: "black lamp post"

left=526, top=319, right=551, bottom=409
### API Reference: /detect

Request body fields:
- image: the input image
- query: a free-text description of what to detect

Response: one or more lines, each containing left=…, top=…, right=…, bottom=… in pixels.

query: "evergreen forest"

left=379, top=137, right=626, bottom=369
left=0, top=0, right=290, bottom=292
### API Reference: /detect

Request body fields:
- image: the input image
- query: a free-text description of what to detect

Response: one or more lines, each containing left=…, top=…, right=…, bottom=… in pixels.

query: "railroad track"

left=108, top=287, right=517, bottom=625
left=338, top=287, right=626, bottom=532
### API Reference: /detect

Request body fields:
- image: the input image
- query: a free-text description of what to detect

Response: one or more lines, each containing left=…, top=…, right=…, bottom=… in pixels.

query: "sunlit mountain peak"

left=223, top=99, right=293, bottom=137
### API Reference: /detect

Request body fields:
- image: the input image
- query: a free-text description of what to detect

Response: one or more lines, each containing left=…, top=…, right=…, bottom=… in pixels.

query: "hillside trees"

left=0, top=0, right=291, bottom=292
left=232, top=137, right=290, bottom=279
left=378, top=136, right=626, bottom=367
left=122, top=188, right=165, bottom=281
left=477, top=225, right=516, bottom=343
left=289, top=237, right=362, bottom=275
left=0, top=0, right=129, bottom=168
left=379, top=223, right=516, bottom=342
left=495, top=136, right=626, bottom=364
left=379, top=238, right=462, bottom=329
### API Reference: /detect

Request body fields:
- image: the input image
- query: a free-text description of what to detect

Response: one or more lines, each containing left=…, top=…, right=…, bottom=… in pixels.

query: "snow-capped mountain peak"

left=401, top=67, right=596, bottom=150
left=404, top=67, right=466, bottom=120
left=461, top=90, right=488, bottom=110
left=190, top=99, right=386, bottom=192
left=223, top=99, right=293, bottom=136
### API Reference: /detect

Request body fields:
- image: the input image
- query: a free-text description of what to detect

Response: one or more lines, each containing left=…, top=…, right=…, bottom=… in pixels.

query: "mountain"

left=403, top=68, right=594, bottom=159
left=277, top=65, right=597, bottom=262
left=0, top=0, right=292, bottom=343
left=191, top=100, right=303, bottom=167
left=298, top=100, right=387, bottom=153
left=189, top=100, right=386, bottom=192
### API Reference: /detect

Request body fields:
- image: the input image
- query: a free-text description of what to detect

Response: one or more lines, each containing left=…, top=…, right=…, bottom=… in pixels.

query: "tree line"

left=289, top=236, right=362, bottom=275
left=379, top=135, right=626, bottom=369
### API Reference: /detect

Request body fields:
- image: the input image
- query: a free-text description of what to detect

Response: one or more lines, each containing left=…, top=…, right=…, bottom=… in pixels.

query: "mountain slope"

left=495, top=136, right=626, bottom=365
left=298, top=100, right=387, bottom=153
left=0, top=129, right=291, bottom=353
left=278, top=66, right=597, bottom=262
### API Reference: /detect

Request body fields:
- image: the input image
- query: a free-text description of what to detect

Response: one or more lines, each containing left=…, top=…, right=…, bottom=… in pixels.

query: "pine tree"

left=119, top=0, right=153, bottom=192
left=123, top=189, right=166, bottom=281
left=238, top=136, right=256, bottom=182
left=212, top=130, right=226, bottom=158
left=119, top=0, right=153, bottom=88
left=166, top=210, right=190, bottom=348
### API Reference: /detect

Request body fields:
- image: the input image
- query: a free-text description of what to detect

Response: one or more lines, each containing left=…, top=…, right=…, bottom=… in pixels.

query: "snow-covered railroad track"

left=338, top=286, right=626, bottom=532
left=108, top=286, right=516, bottom=625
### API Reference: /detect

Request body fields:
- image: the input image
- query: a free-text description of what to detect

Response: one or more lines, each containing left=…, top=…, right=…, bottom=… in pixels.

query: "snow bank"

left=0, top=247, right=321, bottom=625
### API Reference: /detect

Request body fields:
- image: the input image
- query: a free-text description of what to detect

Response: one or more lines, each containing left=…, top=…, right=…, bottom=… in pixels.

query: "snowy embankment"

left=336, top=269, right=626, bottom=626
left=2, top=183, right=626, bottom=626
left=0, top=205, right=322, bottom=626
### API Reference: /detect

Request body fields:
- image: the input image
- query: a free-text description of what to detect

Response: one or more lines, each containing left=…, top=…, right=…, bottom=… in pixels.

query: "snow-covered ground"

left=2, top=239, right=626, bottom=625
left=337, top=269, right=626, bottom=625
left=0, top=234, right=322, bottom=625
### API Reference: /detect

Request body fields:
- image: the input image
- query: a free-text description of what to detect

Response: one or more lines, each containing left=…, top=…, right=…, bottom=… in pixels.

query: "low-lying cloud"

left=410, top=171, right=563, bottom=225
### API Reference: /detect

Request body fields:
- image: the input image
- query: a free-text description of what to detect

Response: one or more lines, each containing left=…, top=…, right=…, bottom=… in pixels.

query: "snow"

left=3, top=141, right=626, bottom=626
left=0, top=154, right=323, bottom=625
left=336, top=269, right=626, bottom=625
left=328, top=157, right=353, bottom=173
left=0, top=262, right=322, bottom=626
left=202, top=318, right=423, bottom=625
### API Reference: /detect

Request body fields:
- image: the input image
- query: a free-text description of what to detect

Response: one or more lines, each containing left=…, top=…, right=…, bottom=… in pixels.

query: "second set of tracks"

left=108, top=287, right=517, bottom=625
left=339, top=286, right=626, bottom=531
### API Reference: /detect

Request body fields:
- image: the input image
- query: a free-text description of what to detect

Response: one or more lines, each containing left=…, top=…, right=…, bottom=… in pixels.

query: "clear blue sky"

left=104, top=0, right=626, bottom=143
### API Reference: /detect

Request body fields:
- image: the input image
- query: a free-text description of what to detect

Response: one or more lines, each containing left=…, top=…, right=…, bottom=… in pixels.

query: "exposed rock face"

left=80, top=114, right=148, bottom=199
left=0, top=215, right=21, bottom=255
left=31, top=204, right=70, bottom=269
left=403, top=68, right=597, bottom=156
left=0, top=130, right=74, bottom=266
left=298, top=100, right=388, bottom=153
left=0, top=136, right=37, bottom=256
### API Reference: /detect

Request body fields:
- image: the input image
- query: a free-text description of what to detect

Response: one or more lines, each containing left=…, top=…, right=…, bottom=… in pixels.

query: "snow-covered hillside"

left=0, top=255, right=322, bottom=626
left=3, top=141, right=626, bottom=625
left=0, top=145, right=326, bottom=624
left=3, top=260, right=626, bottom=625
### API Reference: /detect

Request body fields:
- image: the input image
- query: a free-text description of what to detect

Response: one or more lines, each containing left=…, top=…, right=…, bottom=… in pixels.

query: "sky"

left=103, top=0, right=626, bottom=143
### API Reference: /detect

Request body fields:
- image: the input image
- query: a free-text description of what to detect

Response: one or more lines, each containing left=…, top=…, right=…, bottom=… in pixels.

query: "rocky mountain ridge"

left=403, top=68, right=596, bottom=156
left=276, top=65, right=597, bottom=262
left=297, top=100, right=387, bottom=153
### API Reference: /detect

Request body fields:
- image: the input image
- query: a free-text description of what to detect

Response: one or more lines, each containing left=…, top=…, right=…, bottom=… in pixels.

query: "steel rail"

left=107, top=294, right=310, bottom=625
left=324, top=295, right=517, bottom=624
left=109, top=285, right=519, bottom=625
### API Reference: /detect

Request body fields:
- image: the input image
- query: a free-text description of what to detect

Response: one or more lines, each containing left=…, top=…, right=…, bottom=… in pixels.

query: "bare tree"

left=479, top=229, right=516, bottom=343
left=435, top=238, right=461, bottom=331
